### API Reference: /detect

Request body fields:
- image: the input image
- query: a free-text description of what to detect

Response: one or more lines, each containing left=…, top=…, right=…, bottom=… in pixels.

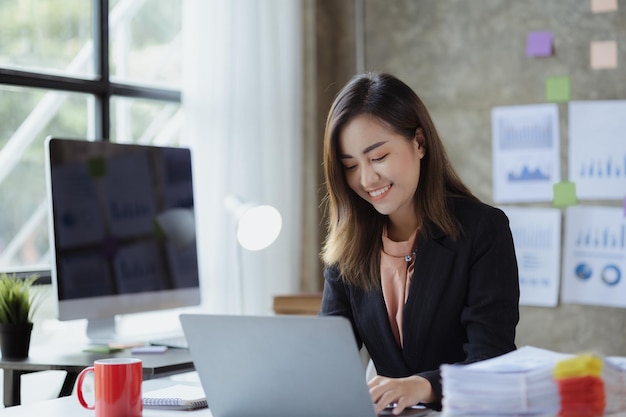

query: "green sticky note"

left=88, top=157, right=107, bottom=178
left=153, top=218, right=167, bottom=240
left=545, top=76, right=571, bottom=102
left=553, top=181, right=578, bottom=208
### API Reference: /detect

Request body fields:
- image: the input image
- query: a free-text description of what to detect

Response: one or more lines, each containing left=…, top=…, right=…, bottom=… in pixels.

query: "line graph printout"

left=492, top=104, right=560, bottom=203
left=562, top=205, right=626, bottom=308
left=500, top=206, right=561, bottom=307
left=569, top=100, right=626, bottom=200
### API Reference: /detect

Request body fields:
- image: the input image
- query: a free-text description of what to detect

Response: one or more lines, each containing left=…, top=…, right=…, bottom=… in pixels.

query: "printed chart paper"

left=500, top=206, right=561, bottom=307
left=492, top=104, right=560, bottom=203
left=569, top=101, right=626, bottom=200
left=561, top=205, right=626, bottom=308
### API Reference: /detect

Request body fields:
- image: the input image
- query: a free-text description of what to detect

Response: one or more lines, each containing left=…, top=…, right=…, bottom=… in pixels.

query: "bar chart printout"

left=492, top=104, right=560, bottom=203
left=562, top=206, right=626, bottom=308
left=500, top=207, right=561, bottom=307
left=569, top=100, right=626, bottom=200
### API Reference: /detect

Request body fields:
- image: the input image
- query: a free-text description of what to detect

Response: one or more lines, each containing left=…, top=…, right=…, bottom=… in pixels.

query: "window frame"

left=0, top=0, right=182, bottom=283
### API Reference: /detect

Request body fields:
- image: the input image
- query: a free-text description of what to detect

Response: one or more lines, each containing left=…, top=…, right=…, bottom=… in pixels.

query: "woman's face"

left=338, top=114, right=425, bottom=228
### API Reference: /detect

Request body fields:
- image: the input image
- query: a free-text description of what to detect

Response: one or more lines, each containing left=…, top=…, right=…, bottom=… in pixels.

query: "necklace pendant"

left=405, top=249, right=417, bottom=262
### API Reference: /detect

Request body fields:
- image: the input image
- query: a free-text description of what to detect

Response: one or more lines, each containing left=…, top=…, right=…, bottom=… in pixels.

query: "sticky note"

left=590, top=40, right=617, bottom=69
left=554, top=354, right=603, bottom=379
left=88, top=157, right=107, bottom=177
left=526, top=31, right=553, bottom=57
left=553, top=181, right=578, bottom=208
left=591, top=0, right=618, bottom=13
left=545, top=76, right=570, bottom=102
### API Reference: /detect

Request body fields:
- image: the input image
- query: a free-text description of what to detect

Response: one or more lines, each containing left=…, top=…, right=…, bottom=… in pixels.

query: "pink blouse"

left=380, top=227, right=418, bottom=346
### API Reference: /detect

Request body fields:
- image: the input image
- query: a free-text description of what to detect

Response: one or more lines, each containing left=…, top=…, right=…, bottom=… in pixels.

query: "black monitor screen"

left=45, top=137, right=200, bottom=332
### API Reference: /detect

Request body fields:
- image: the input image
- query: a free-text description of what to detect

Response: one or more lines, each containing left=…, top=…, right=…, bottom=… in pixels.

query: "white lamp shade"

left=236, top=205, right=282, bottom=251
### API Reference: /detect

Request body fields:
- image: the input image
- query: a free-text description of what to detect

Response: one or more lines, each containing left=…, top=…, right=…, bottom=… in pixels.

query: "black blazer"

left=320, top=197, right=520, bottom=409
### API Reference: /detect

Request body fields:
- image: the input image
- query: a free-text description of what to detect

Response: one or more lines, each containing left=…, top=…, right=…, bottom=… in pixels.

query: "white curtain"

left=182, top=0, right=303, bottom=314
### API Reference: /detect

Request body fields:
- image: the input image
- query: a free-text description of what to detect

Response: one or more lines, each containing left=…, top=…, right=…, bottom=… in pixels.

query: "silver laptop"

left=180, top=314, right=431, bottom=417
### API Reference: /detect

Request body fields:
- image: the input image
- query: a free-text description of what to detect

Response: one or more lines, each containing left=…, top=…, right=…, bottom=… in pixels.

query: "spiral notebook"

left=142, top=384, right=207, bottom=410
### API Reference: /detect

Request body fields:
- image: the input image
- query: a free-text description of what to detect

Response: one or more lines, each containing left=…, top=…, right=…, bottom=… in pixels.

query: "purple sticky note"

left=526, top=31, right=553, bottom=57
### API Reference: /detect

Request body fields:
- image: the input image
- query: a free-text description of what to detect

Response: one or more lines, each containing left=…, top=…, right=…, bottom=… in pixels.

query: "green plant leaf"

left=0, top=273, right=40, bottom=325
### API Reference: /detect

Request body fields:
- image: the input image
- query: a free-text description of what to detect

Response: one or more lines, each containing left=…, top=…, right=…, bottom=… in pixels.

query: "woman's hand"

left=368, top=374, right=434, bottom=415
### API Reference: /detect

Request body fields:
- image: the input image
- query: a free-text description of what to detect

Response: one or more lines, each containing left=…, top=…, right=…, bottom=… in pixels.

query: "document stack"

left=440, top=346, right=626, bottom=417
left=604, top=356, right=626, bottom=414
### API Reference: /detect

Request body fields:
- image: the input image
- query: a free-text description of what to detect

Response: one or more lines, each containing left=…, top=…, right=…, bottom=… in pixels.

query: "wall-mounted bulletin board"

left=360, top=0, right=626, bottom=355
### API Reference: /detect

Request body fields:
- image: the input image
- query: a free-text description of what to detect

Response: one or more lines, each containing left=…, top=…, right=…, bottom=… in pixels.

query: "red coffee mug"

left=76, top=358, right=143, bottom=417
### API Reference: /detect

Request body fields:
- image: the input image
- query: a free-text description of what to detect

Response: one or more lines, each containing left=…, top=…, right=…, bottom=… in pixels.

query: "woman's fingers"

left=368, top=375, right=430, bottom=414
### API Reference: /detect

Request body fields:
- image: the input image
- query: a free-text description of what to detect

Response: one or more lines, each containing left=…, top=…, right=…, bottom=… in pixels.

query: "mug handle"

left=76, top=366, right=95, bottom=410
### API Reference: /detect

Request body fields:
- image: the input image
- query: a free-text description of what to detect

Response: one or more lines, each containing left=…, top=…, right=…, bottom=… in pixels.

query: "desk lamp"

left=224, top=195, right=282, bottom=312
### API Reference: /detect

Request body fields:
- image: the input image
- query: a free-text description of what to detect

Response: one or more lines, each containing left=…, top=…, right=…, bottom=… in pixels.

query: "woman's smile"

left=368, top=185, right=391, bottom=200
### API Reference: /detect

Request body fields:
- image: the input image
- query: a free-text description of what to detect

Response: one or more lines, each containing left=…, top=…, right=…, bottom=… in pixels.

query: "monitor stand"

left=85, top=316, right=187, bottom=347
left=85, top=317, right=137, bottom=345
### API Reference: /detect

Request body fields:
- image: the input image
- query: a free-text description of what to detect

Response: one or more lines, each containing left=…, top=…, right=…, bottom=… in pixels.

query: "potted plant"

left=0, top=273, right=40, bottom=359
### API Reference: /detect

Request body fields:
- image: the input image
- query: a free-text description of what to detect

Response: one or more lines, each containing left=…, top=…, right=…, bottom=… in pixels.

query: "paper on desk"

left=464, top=346, right=572, bottom=372
left=607, top=356, right=626, bottom=371
left=441, top=347, right=572, bottom=416
left=442, top=347, right=626, bottom=416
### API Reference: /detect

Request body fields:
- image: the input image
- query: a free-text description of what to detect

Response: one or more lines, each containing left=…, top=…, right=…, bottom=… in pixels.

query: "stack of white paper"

left=441, top=346, right=572, bottom=416
left=441, top=346, right=626, bottom=417
left=604, top=357, right=626, bottom=415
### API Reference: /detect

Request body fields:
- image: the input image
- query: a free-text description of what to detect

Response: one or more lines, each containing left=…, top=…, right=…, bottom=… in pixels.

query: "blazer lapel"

left=401, top=231, right=455, bottom=367
left=358, top=285, right=405, bottom=362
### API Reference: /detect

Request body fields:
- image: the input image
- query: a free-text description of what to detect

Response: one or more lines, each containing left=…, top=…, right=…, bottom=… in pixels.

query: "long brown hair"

left=321, top=72, right=478, bottom=291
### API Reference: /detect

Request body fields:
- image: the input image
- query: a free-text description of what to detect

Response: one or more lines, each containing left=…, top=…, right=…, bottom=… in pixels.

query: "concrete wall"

left=307, top=0, right=626, bottom=355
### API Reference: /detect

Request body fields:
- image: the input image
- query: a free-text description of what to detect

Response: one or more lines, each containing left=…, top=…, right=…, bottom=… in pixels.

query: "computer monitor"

left=44, top=137, right=201, bottom=343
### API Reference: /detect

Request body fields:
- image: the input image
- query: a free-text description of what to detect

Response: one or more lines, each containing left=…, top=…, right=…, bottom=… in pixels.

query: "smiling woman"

left=339, top=115, right=425, bottom=237
left=319, top=72, right=520, bottom=413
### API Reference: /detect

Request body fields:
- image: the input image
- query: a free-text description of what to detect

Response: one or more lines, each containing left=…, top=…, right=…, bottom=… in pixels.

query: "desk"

left=0, top=346, right=194, bottom=407
left=0, top=379, right=211, bottom=416
left=2, top=376, right=625, bottom=417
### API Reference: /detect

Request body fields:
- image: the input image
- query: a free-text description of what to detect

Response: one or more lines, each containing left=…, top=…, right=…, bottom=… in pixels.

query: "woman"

left=319, top=72, right=519, bottom=413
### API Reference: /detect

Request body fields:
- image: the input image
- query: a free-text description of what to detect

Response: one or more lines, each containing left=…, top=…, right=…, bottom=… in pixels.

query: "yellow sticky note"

left=591, top=0, right=618, bottom=13
left=553, top=181, right=578, bottom=208
left=554, top=354, right=603, bottom=379
left=590, top=40, right=617, bottom=69
left=545, top=76, right=571, bottom=102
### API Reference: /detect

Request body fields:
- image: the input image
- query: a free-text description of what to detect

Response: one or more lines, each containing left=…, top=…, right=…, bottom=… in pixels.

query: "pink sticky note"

left=526, top=31, right=553, bottom=57
left=590, top=40, right=617, bottom=69
left=591, top=0, right=618, bottom=13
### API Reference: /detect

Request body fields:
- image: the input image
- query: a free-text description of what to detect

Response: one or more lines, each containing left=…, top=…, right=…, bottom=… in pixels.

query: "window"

left=0, top=0, right=182, bottom=280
